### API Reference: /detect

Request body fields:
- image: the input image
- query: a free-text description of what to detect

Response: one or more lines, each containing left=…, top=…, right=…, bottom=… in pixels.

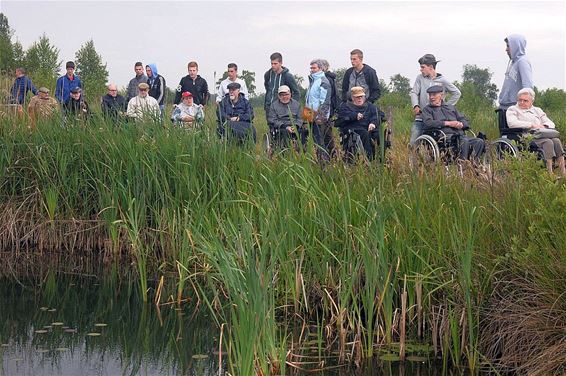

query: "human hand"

left=368, top=123, right=376, bottom=131
left=286, top=126, right=294, bottom=133
left=357, top=113, right=364, bottom=120
left=413, top=106, right=421, bottom=116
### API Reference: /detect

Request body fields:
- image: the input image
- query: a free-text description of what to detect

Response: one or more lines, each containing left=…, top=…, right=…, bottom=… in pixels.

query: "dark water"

left=0, top=275, right=444, bottom=376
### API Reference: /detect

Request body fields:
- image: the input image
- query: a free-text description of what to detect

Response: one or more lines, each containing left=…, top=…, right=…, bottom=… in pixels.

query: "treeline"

left=2, top=13, right=565, bottom=113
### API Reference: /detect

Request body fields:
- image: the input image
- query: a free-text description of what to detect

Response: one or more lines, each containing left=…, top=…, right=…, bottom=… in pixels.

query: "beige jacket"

left=506, top=105, right=555, bottom=130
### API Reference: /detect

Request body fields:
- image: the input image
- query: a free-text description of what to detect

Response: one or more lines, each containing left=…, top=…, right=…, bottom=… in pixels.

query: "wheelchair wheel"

left=412, top=134, right=440, bottom=164
left=491, top=138, right=519, bottom=160
left=264, top=132, right=273, bottom=159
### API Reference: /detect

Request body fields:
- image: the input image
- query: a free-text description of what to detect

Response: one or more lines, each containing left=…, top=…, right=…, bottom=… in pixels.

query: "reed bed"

left=1, top=107, right=565, bottom=375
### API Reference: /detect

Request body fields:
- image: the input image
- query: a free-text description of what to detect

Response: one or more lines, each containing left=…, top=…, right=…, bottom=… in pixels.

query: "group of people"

left=6, top=33, right=565, bottom=175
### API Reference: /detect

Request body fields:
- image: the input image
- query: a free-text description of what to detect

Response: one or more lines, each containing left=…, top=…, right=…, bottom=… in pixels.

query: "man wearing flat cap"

left=217, top=81, right=255, bottom=142
left=27, top=87, right=59, bottom=129
left=55, top=61, right=82, bottom=103
left=422, top=85, right=485, bottom=161
left=171, top=91, right=204, bottom=127
left=409, top=54, right=461, bottom=145
left=126, top=82, right=160, bottom=121
left=336, top=86, right=380, bottom=160
left=63, top=87, right=90, bottom=124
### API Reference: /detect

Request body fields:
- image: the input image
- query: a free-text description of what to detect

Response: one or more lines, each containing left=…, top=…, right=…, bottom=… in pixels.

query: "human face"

left=15, top=69, right=24, bottom=78
left=278, top=91, right=291, bottom=104
left=310, top=64, right=321, bottom=74
left=135, top=65, right=144, bottom=76
left=66, top=67, right=75, bottom=77
left=517, top=93, right=533, bottom=109
left=227, top=67, right=237, bottom=80
left=39, top=92, right=48, bottom=99
left=188, top=66, right=198, bottom=79
left=352, top=95, right=365, bottom=106
left=420, top=64, right=435, bottom=77
left=428, top=92, right=443, bottom=106
left=71, top=91, right=81, bottom=100
left=350, top=54, right=363, bottom=70
left=146, top=67, right=153, bottom=78
left=271, top=60, right=282, bottom=73
left=229, top=88, right=240, bottom=101
left=139, top=88, right=148, bottom=98
left=108, top=86, right=118, bottom=97
left=183, top=96, right=194, bottom=105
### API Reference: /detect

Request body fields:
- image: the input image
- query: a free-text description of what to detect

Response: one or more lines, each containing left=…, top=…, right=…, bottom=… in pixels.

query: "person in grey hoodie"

left=497, top=34, right=533, bottom=129
left=409, top=54, right=461, bottom=145
left=264, top=52, right=300, bottom=115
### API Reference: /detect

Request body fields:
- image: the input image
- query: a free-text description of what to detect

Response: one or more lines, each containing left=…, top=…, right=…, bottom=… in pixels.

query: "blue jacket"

left=336, top=101, right=378, bottom=131
left=11, top=75, right=37, bottom=105
left=55, top=74, right=82, bottom=103
left=218, top=93, right=253, bottom=123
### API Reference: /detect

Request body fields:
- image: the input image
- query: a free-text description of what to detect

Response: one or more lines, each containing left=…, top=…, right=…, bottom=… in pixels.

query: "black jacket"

left=174, top=75, right=209, bottom=106
left=341, top=64, right=381, bottom=104
left=101, top=94, right=126, bottom=119
left=147, top=74, right=166, bottom=106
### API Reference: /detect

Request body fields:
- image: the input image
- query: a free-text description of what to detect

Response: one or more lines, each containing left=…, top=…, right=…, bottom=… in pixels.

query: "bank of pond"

left=0, top=116, right=565, bottom=375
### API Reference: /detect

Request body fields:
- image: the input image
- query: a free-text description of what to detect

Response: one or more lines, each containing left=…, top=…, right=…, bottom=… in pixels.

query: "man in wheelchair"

left=217, top=82, right=256, bottom=143
left=422, top=85, right=485, bottom=161
left=336, top=86, right=381, bottom=161
left=266, top=85, right=307, bottom=151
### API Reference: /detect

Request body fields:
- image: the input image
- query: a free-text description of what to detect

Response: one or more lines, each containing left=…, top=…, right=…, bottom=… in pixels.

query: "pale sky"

left=1, top=0, right=565, bottom=97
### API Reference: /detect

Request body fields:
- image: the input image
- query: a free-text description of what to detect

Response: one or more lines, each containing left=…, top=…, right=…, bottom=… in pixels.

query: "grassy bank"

left=1, top=106, right=565, bottom=375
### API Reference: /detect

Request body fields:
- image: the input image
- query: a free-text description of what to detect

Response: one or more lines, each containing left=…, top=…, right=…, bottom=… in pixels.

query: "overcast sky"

left=1, top=0, right=565, bottom=97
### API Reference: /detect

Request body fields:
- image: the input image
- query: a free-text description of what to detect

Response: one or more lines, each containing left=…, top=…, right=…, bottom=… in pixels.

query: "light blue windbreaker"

left=306, top=71, right=331, bottom=119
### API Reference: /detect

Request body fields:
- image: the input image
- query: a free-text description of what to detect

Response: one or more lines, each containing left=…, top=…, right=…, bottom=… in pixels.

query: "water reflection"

left=0, top=275, right=224, bottom=375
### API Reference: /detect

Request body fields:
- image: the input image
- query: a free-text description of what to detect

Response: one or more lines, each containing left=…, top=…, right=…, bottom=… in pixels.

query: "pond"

left=0, top=275, right=443, bottom=376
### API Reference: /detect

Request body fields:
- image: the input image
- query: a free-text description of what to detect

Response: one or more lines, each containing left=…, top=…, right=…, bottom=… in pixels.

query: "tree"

left=293, top=73, right=307, bottom=99
left=378, top=78, right=390, bottom=96
left=460, top=64, right=498, bottom=101
left=24, top=33, right=61, bottom=89
left=75, top=39, right=108, bottom=102
left=389, top=74, right=411, bottom=95
left=0, top=13, right=16, bottom=72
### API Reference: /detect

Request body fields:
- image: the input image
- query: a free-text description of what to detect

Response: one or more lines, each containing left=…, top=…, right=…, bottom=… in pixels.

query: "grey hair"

left=318, top=59, right=330, bottom=72
left=310, top=59, right=325, bottom=70
left=107, top=83, right=118, bottom=90
left=517, top=87, right=535, bottom=100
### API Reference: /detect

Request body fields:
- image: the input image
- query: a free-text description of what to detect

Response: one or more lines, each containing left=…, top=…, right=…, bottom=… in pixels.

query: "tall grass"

left=1, top=99, right=566, bottom=374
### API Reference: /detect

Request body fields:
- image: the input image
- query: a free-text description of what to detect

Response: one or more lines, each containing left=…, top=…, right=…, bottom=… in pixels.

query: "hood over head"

left=506, top=34, right=527, bottom=61
left=146, top=63, right=158, bottom=77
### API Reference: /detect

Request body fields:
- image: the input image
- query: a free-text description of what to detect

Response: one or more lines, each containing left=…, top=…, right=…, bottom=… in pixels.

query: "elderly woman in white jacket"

left=506, top=88, right=566, bottom=177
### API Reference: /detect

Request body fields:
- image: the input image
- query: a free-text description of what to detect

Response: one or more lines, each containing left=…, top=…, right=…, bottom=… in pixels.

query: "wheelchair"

left=412, top=127, right=485, bottom=165
left=264, top=125, right=307, bottom=158
left=338, top=108, right=392, bottom=164
left=491, top=109, right=543, bottom=160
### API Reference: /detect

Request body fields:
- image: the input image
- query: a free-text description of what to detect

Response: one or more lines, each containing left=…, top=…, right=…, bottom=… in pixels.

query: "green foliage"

left=24, top=33, right=61, bottom=89
left=0, top=13, right=18, bottom=72
left=389, top=73, right=411, bottom=95
left=75, top=39, right=109, bottom=103
left=379, top=78, right=390, bottom=95
left=459, top=64, right=498, bottom=102
left=535, top=87, right=566, bottom=113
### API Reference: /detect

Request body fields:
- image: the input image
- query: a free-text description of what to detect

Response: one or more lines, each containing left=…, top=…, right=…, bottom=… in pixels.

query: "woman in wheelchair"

left=267, top=85, right=307, bottom=151
left=506, top=88, right=566, bottom=177
left=336, top=86, right=380, bottom=160
left=421, top=85, right=485, bottom=161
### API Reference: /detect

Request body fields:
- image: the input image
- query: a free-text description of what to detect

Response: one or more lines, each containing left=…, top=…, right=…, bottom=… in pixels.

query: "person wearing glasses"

left=126, top=82, right=160, bottom=121
left=101, top=83, right=126, bottom=121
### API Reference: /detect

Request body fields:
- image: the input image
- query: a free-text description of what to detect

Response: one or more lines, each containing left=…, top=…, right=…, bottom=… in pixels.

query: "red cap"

left=181, top=91, right=192, bottom=98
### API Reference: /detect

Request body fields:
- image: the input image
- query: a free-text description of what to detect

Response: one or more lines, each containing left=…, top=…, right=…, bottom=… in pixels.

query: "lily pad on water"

left=1, top=343, right=9, bottom=347
left=48, top=309, right=56, bottom=312
left=55, top=347, right=68, bottom=352
left=380, top=353, right=401, bottom=362
left=52, top=322, right=64, bottom=326
left=43, top=325, right=52, bottom=329
left=86, top=332, right=101, bottom=337
left=94, top=323, right=107, bottom=327
left=64, top=328, right=77, bottom=333
left=407, top=355, right=428, bottom=362
left=192, top=354, right=209, bottom=359
left=40, top=307, right=49, bottom=311
left=34, top=330, right=48, bottom=334
left=37, top=349, right=50, bottom=354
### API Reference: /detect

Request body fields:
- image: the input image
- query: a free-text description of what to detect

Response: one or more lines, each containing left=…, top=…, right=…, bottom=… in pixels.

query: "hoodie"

left=498, top=34, right=533, bottom=109
left=263, top=67, right=300, bottom=111
left=146, top=64, right=166, bottom=106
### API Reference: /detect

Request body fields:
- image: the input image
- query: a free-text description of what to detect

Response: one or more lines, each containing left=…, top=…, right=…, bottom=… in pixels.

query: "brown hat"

left=38, top=87, right=50, bottom=94
left=138, top=82, right=149, bottom=90
left=350, top=86, right=365, bottom=97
